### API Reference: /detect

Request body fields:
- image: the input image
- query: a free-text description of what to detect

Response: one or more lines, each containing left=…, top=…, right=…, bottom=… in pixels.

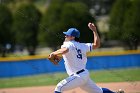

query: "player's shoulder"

left=63, top=41, right=73, bottom=45
left=62, top=41, right=74, bottom=48
left=61, top=41, right=75, bottom=49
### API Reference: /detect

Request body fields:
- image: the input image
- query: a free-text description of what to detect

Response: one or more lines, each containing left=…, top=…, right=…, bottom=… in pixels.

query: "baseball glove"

left=48, top=54, right=61, bottom=65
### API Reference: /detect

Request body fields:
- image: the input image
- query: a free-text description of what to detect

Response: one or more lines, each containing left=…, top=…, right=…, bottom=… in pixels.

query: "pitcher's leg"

left=80, top=78, right=115, bottom=93
left=80, top=78, right=103, bottom=93
left=54, top=91, right=61, bottom=93
left=55, top=74, right=86, bottom=93
left=102, top=88, right=115, bottom=93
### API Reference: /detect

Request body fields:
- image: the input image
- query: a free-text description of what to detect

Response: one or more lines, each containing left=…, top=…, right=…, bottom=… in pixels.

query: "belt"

left=70, top=69, right=85, bottom=76
left=76, top=69, right=85, bottom=74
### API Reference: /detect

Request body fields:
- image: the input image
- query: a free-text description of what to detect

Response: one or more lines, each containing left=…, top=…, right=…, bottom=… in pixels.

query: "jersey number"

left=76, top=48, right=82, bottom=59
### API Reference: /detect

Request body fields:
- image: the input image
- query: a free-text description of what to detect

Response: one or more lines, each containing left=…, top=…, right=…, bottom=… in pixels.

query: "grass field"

left=0, top=68, right=140, bottom=89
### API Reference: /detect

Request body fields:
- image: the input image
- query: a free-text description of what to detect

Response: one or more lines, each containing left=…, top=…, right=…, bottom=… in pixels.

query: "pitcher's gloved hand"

left=48, top=53, right=61, bottom=65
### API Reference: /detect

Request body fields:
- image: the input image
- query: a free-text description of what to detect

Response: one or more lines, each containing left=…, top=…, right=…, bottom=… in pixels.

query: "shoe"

left=116, top=89, right=125, bottom=93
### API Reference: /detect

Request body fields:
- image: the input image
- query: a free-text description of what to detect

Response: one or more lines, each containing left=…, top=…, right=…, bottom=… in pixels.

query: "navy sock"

left=54, top=91, right=61, bottom=93
left=102, top=88, right=115, bottom=93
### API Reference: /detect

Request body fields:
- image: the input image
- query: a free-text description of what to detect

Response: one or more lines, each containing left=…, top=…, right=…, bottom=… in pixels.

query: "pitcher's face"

left=64, top=35, right=75, bottom=41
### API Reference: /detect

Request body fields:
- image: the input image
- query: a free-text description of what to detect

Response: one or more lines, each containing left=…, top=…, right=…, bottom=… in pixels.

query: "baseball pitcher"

left=48, top=23, right=124, bottom=93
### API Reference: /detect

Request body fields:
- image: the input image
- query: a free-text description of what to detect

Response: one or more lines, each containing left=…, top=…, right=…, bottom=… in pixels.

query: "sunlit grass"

left=0, top=68, right=139, bottom=88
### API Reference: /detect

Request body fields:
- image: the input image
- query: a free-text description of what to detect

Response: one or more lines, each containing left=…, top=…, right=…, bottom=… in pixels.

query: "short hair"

left=75, top=37, right=80, bottom=42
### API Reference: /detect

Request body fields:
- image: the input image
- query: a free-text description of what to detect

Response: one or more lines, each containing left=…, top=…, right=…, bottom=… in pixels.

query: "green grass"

left=0, top=68, right=140, bottom=88
left=91, top=68, right=140, bottom=82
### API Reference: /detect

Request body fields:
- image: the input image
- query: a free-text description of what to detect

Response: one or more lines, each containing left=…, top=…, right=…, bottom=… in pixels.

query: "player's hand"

left=49, top=52, right=54, bottom=58
left=88, top=22, right=97, bottom=32
left=48, top=53, right=61, bottom=65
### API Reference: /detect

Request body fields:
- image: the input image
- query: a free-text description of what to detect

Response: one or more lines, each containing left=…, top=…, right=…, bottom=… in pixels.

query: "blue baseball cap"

left=63, top=28, right=80, bottom=38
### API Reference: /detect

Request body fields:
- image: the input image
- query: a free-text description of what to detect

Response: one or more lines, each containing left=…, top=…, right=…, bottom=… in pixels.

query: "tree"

left=39, top=2, right=96, bottom=50
left=0, top=0, right=14, bottom=4
left=122, top=0, right=140, bottom=50
left=109, top=0, right=140, bottom=50
left=0, top=4, right=13, bottom=57
left=13, top=3, right=41, bottom=55
left=38, top=0, right=64, bottom=50
left=109, top=0, right=131, bottom=40
left=63, top=0, right=93, bottom=9
left=60, top=2, right=95, bottom=43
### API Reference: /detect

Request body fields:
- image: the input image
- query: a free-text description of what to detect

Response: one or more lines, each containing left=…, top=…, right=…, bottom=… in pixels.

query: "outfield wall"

left=0, top=50, right=140, bottom=78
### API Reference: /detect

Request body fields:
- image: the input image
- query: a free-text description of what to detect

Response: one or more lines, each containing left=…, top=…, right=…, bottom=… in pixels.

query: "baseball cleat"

left=116, top=89, right=125, bottom=93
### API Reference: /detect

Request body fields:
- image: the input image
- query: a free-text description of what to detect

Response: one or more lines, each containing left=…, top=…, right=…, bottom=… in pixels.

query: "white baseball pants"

left=55, top=70, right=103, bottom=93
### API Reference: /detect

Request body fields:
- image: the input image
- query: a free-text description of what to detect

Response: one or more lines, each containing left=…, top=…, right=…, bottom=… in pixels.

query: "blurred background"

left=0, top=0, right=140, bottom=91
left=0, top=0, right=139, bottom=56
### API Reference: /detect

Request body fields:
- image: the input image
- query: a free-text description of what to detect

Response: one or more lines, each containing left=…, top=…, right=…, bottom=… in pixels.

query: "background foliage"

left=39, top=1, right=95, bottom=50
left=0, top=0, right=140, bottom=56
left=109, top=0, right=140, bottom=50
left=0, top=4, right=13, bottom=57
left=12, top=3, right=41, bottom=55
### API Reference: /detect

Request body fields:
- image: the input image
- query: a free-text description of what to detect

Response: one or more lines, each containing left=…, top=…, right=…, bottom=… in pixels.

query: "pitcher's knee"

left=55, top=79, right=68, bottom=92
left=55, top=83, right=64, bottom=92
